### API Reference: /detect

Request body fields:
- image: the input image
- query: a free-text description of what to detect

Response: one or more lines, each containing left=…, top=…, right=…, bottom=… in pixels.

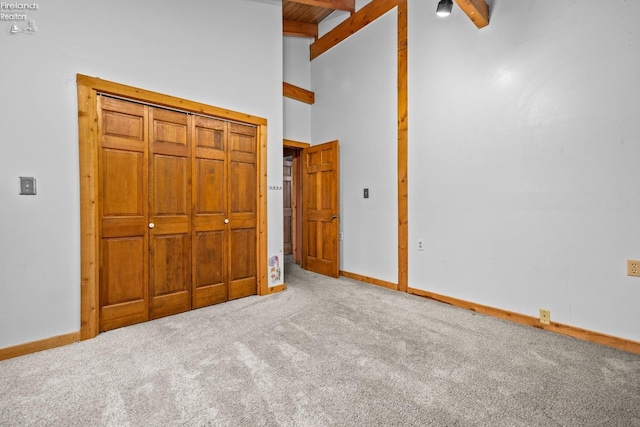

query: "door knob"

left=224, top=219, right=229, bottom=224
left=149, top=223, right=155, bottom=229
left=331, top=215, right=340, bottom=219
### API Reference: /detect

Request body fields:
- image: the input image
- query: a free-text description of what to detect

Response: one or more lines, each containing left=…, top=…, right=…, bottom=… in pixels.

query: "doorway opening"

left=283, top=141, right=307, bottom=266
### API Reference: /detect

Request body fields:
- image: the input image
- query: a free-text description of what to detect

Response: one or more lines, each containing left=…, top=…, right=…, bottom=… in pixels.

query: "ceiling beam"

left=283, top=82, right=315, bottom=104
left=284, top=20, right=318, bottom=39
left=454, top=0, right=489, bottom=29
left=310, top=0, right=399, bottom=60
left=287, top=0, right=355, bottom=13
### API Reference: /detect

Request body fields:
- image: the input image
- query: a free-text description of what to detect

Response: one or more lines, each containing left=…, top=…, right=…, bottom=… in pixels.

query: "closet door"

left=98, top=97, right=149, bottom=331
left=228, top=123, right=258, bottom=300
left=192, top=116, right=228, bottom=308
left=148, top=108, right=192, bottom=319
left=96, top=96, right=257, bottom=331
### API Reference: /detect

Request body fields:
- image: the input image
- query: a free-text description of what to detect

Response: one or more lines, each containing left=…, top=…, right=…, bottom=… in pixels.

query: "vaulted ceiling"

left=283, top=0, right=355, bottom=39
left=282, top=0, right=489, bottom=41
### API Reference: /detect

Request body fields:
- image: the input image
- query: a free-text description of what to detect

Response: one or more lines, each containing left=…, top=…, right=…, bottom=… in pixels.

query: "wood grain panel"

left=397, top=0, right=408, bottom=292
left=153, top=155, right=189, bottom=215
left=196, top=159, right=224, bottom=215
left=98, top=96, right=149, bottom=333
left=78, top=82, right=99, bottom=340
left=283, top=82, right=315, bottom=104
left=229, top=228, right=257, bottom=299
left=195, top=231, right=225, bottom=289
left=192, top=116, right=228, bottom=308
left=230, top=228, right=257, bottom=281
left=77, top=75, right=268, bottom=126
left=283, top=1, right=335, bottom=24
left=149, top=107, right=191, bottom=320
left=195, top=124, right=224, bottom=151
left=102, top=150, right=144, bottom=216
left=79, top=75, right=267, bottom=339
left=285, top=0, right=354, bottom=13
left=0, top=332, right=81, bottom=361
left=103, top=111, right=143, bottom=141
left=302, top=141, right=339, bottom=278
left=151, top=234, right=190, bottom=297
left=283, top=139, right=311, bottom=150
left=340, top=270, right=398, bottom=291
left=101, top=237, right=146, bottom=305
left=454, top=0, right=489, bottom=29
left=284, top=19, right=319, bottom=38
left=230, top=162, right=256, bottom=214
left=101, top=97, right=145, bottom=142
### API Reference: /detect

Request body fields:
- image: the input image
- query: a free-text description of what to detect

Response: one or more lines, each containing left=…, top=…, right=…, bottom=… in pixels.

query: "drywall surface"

left=284, top=36, right=312, bottom=142
left=312, top=10, right=398, bottom=283
left=0, top=0, right=283, bottom=348
left=409, top=0, right=640, bottom=341
left=318, top=0, right=373, bottom=38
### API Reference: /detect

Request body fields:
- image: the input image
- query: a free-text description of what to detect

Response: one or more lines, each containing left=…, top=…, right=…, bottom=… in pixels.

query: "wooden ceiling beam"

left=283, top=82, right=315, bottom=104
left=310, top=0, right=399, bottom=60
left=287, top=0, right=355, bottom=13
left=284, top=20, right=319, bottom=39
left=454, top=0, right=489, bottom=29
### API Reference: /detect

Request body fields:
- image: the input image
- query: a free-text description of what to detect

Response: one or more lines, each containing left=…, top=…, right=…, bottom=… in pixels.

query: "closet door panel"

left=192, top=116, right=228, bottom=308
left=149, top=108, right=191, bottom=319
left=229, top=228, right=257, bottom=300
left=98, top=96, right=149, bottom=332
left=228, top=122, right=257, bottom=300
left=193, top=231, right=227, bottom=307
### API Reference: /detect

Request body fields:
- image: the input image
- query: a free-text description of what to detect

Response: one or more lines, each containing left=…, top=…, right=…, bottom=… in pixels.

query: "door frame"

left=283, top=139, right=309, bottom=265
left=77, top=74, right=268, bottom=340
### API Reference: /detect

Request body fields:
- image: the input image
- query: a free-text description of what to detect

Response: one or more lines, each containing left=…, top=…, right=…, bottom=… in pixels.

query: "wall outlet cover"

left=628, top=260, right=640, bottom=277
left=539, top=308, right=551, bottom=325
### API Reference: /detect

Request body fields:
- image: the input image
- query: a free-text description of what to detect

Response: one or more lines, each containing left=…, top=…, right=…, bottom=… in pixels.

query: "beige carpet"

left=1, top=262, right=639, bottom=426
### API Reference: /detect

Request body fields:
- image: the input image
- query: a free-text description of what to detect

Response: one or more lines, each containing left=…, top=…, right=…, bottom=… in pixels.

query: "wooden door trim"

left=77, top=74, right=268, bottom=340
left=283, top=140, right=306, bottom=264
left=397, top=0, right=408, bottom=292
left=283, top=139, right=310, bottom=150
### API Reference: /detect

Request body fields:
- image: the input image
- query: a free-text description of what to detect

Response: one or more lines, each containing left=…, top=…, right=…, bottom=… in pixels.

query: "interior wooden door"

left=148, top=108, right=192, bottom=319
left=302, top=140, right=340, bottom=278
left=192, top=116, right=228, bottom=308
left=228, top=123, right=258, bottom=300
left=98, top=96, right=150, bottom=331
left=283, top=159, right=293, bottom=255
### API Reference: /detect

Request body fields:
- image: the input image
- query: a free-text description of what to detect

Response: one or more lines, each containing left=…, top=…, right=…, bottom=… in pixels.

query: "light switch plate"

left=19, top=177, right=36, bottom=195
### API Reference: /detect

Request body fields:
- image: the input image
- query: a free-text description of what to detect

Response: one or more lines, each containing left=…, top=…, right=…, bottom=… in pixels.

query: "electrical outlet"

left=417, top=239, right=424, bottom=251
left=628, top=260, right=640, bottom=277
left=539, top=309, right=550, bottom=325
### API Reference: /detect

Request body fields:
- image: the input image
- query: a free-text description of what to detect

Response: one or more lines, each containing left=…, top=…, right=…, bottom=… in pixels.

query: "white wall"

left=283, top=36, right=312, bottom=142
left=409, top=0, right=640, bottom=341
left=311, top=10, right=398, bottom=283
left=0, top=0, right=283, bottom=348
left=318, top=0, right=373, bottom=37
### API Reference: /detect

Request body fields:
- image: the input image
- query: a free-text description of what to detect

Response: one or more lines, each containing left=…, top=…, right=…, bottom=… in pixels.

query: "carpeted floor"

left=1, top=262, right=639, bottom=426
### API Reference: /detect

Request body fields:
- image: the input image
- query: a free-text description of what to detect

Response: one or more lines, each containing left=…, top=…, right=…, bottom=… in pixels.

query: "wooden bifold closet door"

left=98, top=96, right=257, bottom=332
